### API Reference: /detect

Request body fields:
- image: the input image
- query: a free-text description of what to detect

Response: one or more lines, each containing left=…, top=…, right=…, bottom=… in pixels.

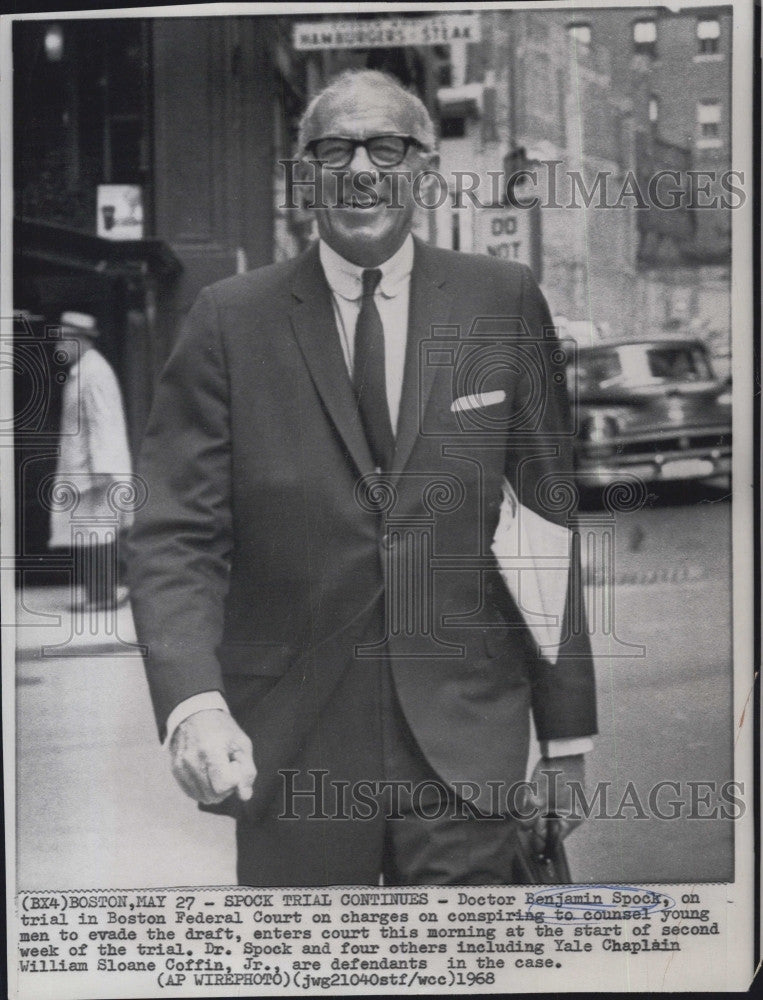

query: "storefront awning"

left=14, top=218, right=182, bottom=279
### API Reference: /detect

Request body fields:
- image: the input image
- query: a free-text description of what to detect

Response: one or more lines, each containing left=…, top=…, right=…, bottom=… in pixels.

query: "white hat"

left=60, top=311, right=99, bottom=337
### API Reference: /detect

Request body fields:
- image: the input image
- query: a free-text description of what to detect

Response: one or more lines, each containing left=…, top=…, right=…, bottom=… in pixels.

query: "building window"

left=696, top=100, right=721, bottom=142
left=14, top=19, right=150, bottom=233
left=433, top=44, right=453, bottom=88
left=567, top=22, right=591, bottom=54
left=649, top=96, right=659, bottom=124
left=633, top=20, right=657, bottom=58
left=440, top=116, right=465, bottom=139
left=697, top=18, right=720, bottom=55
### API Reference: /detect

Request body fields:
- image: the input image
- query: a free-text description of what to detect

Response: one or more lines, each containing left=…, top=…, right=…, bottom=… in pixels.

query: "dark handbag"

left=513, top=818, right=572, bottom=884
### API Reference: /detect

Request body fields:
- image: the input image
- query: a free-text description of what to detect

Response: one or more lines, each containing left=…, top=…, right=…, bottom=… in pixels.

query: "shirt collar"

left=319, top=234, right=414, bottom=301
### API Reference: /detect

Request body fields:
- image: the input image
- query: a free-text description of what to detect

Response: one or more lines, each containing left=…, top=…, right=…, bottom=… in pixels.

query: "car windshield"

left=576, top=349, right=622, bottom=391
left=645, top=346, right=712, bottom=382
left=576, top=343, right=713, bottom=389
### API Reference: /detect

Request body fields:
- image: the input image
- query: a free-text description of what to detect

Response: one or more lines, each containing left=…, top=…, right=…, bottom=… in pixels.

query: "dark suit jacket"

left=128, top=238, right=596, bottom=821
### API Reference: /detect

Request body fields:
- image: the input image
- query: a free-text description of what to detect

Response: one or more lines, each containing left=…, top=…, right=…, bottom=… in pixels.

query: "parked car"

left=570, top=338, right=731, bottom=487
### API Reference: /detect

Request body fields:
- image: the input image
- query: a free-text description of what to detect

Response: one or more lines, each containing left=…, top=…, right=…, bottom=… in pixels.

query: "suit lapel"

left=391, top=239, right=455, bottom=479
left=289, top=245, right=376, bottom=477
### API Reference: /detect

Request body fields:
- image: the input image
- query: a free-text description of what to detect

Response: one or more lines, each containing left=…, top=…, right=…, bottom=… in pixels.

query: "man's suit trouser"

left=236, top=646, right=519, bottom=887
left=379, top=662, right=519, bottom=885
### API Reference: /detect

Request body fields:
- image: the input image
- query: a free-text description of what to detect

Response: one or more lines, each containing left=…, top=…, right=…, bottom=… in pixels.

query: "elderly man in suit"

left=129, top=69, right=596, bottom=886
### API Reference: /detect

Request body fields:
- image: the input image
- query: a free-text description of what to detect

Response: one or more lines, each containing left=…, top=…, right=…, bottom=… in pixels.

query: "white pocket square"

left=450, top=389, right=506, bottom=413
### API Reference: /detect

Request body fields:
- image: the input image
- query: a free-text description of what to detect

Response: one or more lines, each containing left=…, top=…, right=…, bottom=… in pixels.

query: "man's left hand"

left=521, top=754, right=586, bottom=852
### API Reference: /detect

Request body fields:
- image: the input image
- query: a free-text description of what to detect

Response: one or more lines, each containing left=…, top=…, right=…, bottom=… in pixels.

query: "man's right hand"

left=169, top=709, right=256, bottom=805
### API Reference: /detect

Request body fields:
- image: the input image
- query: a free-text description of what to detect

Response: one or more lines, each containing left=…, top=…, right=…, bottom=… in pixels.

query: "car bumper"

left=575, top=450, right=732, bottom=486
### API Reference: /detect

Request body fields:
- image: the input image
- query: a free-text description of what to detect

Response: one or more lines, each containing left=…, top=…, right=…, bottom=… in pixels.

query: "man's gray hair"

left=297, top=68, right=437, bottom=153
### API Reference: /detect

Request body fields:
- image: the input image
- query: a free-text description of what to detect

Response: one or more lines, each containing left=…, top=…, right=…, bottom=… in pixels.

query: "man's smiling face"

left=301, top=78, right=435, bottom=268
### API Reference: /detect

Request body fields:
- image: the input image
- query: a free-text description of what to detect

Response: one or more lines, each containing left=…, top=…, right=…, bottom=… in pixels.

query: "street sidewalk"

left=13, top=584, right=237, bottom=891
left=15, top=583, right=140, bottom=661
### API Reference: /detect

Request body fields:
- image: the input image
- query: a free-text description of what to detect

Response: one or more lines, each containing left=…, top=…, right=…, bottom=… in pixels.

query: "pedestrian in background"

left=49, top=311, right=132, bottom=611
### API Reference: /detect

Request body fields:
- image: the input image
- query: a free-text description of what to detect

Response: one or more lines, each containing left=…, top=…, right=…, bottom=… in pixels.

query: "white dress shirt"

left=319, top=233, right=413, bottom=433
left=165, top=236, right=591, bottom=759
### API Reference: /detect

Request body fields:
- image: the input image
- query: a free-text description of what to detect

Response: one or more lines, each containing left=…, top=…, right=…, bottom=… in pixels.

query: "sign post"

left=472, top=203, right=542, bottom=280
left=96, top=185, right=144, bottom=241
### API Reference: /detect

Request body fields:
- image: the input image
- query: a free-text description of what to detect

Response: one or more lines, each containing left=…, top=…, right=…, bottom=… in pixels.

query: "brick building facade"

left=419, top=6, right=732, bottom=370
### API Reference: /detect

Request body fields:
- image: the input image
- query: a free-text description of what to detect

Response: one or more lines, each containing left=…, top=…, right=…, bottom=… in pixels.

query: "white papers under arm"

left=490, top=478, right=572, bottom=665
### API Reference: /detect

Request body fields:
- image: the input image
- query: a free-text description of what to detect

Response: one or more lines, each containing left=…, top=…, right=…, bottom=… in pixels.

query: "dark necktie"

left=354, top=269, right=395, bottom=471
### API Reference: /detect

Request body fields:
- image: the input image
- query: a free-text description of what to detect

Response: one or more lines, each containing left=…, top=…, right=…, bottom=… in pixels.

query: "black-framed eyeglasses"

left=304, top=134, right=427, bottom=169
